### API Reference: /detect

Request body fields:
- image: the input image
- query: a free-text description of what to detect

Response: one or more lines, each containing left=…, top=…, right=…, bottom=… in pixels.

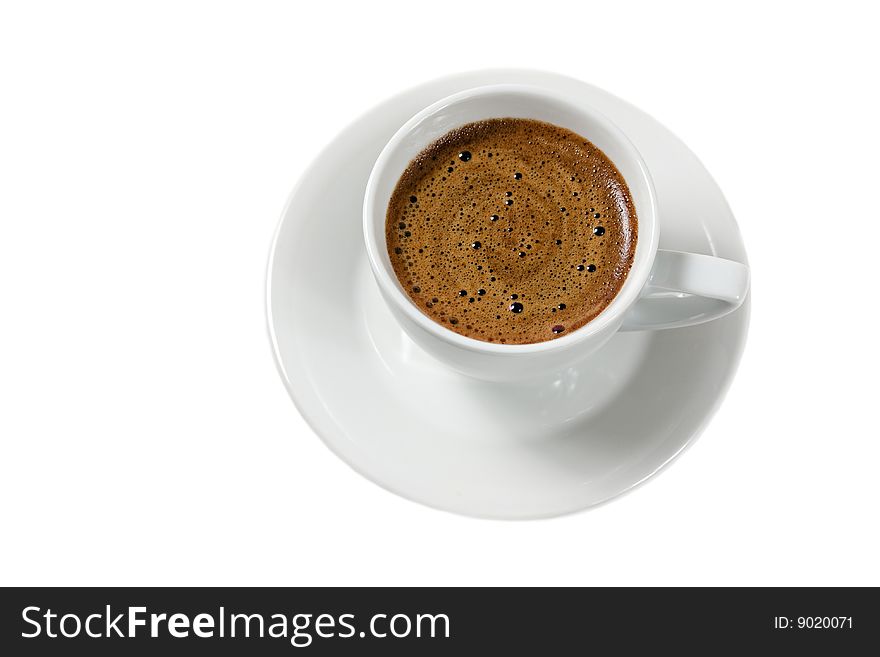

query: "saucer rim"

left=266, top=68, right=751, bottom=519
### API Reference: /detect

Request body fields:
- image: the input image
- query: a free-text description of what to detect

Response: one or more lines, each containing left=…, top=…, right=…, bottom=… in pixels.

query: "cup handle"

left=620, top=250, right=750, bottom=331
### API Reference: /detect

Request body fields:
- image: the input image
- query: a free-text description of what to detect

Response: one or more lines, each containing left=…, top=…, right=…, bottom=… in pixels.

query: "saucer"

left=267, top=70, right=750, bottom=519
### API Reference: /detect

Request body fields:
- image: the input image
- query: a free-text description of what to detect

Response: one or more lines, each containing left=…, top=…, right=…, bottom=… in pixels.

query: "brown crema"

left=385, top=118, right=637, bottom=344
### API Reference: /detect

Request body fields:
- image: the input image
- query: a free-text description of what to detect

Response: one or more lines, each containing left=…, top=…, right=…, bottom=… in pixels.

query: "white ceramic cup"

left=364, top=85, right=750, bottom=381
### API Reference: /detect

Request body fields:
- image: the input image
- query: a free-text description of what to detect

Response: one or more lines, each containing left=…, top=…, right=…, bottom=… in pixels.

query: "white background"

left=1, top=1, right=878, bottom=586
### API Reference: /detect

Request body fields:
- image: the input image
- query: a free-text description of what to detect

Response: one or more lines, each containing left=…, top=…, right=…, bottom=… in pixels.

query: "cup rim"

left=363, top=83, right=659, bottom=354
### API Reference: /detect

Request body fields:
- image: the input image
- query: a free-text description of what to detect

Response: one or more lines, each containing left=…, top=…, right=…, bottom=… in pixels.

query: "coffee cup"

left=364, top=84, right=749, bottom=381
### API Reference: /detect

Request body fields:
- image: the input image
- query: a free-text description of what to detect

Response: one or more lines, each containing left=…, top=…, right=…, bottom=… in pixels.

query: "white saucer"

left=267, top=70, right=750, bottom=519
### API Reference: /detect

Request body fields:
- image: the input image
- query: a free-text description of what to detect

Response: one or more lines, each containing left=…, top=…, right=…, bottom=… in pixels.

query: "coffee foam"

left=385, top=118, right=637, bottom=344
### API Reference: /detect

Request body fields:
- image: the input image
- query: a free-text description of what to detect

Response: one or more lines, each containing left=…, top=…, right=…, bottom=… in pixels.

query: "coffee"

left=385, top=118, right=637, bottom=344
